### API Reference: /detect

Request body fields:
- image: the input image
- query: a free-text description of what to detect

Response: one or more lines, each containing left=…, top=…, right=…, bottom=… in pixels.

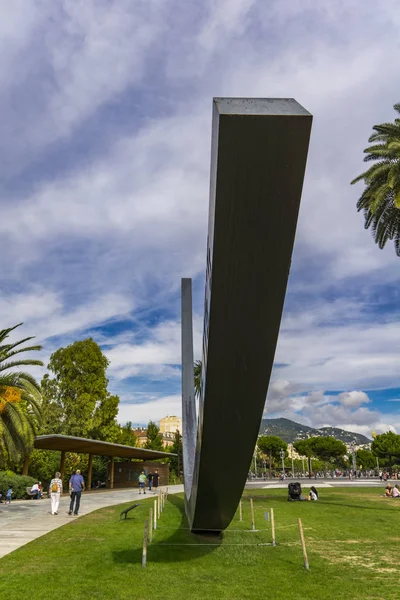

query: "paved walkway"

left=0, top=485, right=184, bottom=560
left=245, top=478, right=388, bottom=489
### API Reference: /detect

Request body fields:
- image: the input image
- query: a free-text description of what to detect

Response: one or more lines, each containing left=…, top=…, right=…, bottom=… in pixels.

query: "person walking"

left=5, top=486, right=13, bottom=504
left=49, top=472, right=63, bottom=515
left=148, top=471, right=153, bottom=492
left=138, top=470, right=147, bottom=494
left=152, top=469, right=160, bottom=492
left=68, top=469, right=85, bottom=515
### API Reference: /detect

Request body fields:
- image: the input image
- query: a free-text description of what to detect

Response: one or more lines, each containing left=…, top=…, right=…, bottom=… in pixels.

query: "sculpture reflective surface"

left=182, top=98, right=312, bottom=532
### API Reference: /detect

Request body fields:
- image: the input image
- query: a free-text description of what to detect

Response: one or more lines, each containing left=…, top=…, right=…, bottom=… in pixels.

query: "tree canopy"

left=308, top=437, right=347, bottom=464
left=257, top=435, right=287, bottom=476
left=144, top=420, right=164, bottom=451
left=356, top=448, right=377, bottom=470
left=0, top=323, right=43, bottom=464
left=371, top=431, right=400, bottom=471
left=40, top=338, right=120, bottom=442
left=168, top=429, right=182, bottom=480
left=351, top=103, right=400, bottom=255
left=294, top=437, right=346, bottom=476
left=293, top=439, right=314, bottom=458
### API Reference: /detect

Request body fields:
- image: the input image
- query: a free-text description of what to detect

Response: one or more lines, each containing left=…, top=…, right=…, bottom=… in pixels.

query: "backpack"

left=51, top=481, right=59, bottom=493
left=288, top=481, right=302, bottom=500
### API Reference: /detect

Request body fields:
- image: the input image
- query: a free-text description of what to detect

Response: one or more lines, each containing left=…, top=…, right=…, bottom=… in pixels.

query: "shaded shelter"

left=32, top=434, right=174, bottom=489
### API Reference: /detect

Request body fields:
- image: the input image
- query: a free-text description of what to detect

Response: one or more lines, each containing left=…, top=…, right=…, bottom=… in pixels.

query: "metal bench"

left=119, top=503, right=139, bottom=521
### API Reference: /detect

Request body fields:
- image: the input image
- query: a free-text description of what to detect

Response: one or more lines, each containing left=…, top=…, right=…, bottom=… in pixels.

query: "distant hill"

left=259, top=417, right=371, bottom=445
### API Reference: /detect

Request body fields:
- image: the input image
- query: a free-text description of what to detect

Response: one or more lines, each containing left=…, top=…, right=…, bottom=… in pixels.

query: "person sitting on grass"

left=309, top=486, right=318, bottom=501
left=392, top=485, right=400, bottom=498
left=384, top=483, right=392, bottom=497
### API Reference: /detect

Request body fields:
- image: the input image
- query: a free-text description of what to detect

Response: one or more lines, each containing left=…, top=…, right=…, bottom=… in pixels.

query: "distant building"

left=161, top=431, right=176, bottom=447
left=159, top=415, right=182, bottom=435
left=133, top=428, right=148, bottom=447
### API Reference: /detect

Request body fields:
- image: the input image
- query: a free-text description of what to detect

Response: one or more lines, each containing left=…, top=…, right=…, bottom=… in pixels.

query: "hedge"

left=0, top=471, right=36, bottom=500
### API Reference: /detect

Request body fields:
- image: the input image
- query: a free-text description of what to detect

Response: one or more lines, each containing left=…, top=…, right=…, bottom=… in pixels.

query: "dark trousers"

left=70, top=491, right=82, bottom=514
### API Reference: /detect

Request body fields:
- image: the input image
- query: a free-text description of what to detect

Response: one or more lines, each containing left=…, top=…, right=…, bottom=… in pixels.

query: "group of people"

left=44, top=469, right=85, bottom=516
left=138, top=469, right=160, bottom=494
left=2, top=467, right=158, bottom=512
left=383, top=483, right=400, bottom=498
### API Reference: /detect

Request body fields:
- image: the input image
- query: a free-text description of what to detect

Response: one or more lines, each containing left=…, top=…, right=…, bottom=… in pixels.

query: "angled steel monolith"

left=182, top=98, right=312, bottom=532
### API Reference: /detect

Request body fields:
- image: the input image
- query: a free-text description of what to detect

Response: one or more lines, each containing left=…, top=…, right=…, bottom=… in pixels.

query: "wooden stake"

left=142, top=520, right=148, bottom=568
left=250, top=498, right=255, bottom=531
left=270, top=508, right=276, bottom=546
left=297, top=518, right=309, bottom=570
left=154, top=499, right=157, bottom=530
left=158, top=492, right=161, bottom=519
left=149, top=508, right=153, bottom=543
left=239, top=500, right=243, bottom=522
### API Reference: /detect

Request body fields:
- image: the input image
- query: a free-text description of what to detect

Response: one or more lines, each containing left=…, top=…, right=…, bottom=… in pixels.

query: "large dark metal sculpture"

left=182, top=98, right=312, bottom=532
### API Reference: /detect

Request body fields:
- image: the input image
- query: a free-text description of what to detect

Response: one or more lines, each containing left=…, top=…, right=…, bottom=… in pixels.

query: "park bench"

left=26, top=487, right=47, bottom=499
left=119, top=503, right=139, bottom=521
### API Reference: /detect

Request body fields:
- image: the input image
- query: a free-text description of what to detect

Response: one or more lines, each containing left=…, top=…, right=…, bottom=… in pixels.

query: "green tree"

left=119, top=421, right=138, bottom=447
left=257, top=435, right=287, bottom=477
left=372, top=431, right=400, bottom=473
left=144, top=420, right=164, bottom=451
left=194, top=360, right=202, bottom=398
left=0, top=324, right=43, bottom=464
left=356, top=448, right=377, bottom=470
left=91, top=394, right=120, bottom=443
left=40, top=338, right=119, bottom=440
left=308, top=437, right=346, bottom=474
left=293, top=439, right=315, bottom=479
left=351, top=103, right=400, bottom=255
left=168, top=430, right=183, bottom=480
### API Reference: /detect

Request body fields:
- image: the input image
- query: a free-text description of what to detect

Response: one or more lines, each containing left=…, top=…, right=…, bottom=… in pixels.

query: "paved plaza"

left=0, top=484, right=183, bottom=559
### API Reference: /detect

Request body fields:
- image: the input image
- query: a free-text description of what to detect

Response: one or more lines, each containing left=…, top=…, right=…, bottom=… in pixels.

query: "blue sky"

left=2, top=0, right=400, bottom=438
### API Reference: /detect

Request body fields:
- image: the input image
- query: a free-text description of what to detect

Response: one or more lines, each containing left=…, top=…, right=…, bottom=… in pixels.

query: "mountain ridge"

left=259, top=417, right=371, bottom=445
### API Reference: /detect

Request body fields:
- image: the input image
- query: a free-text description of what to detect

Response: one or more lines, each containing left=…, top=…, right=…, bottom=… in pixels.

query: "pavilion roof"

left=34, top=434, right=175, bottom=459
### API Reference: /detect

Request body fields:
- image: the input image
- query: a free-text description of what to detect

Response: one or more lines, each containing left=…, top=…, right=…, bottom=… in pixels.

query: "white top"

left=49, top=478, right=63, bottom=494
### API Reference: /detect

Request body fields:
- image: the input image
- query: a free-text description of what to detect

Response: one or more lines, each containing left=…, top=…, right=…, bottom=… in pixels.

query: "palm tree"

left=0, top=323, right=43, bottom=463
left=351, top=103, right=400, bottom=255
left=194, top=360, right=202, bottom=399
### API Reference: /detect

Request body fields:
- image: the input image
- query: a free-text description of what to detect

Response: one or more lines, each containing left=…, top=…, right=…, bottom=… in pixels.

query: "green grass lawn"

left=0, top=487, right=398, bottom=600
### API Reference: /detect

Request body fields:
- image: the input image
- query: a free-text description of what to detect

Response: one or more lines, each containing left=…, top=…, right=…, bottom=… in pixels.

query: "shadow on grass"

left=112, top=494, right=222, bottom=564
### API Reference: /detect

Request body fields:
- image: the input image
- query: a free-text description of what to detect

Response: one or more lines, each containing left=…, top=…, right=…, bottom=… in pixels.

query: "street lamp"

left=350, top=441, right=357, bottom=474
left=280, top=449, right=285, bottom=476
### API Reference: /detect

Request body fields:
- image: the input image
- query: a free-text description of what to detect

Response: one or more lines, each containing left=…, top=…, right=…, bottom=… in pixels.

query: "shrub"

left=0, top=471, right=36, bottom=499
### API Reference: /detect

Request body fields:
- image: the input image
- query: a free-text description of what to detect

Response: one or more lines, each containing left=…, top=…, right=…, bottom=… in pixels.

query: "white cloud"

left=337, top=391, right=370, bottom=408
left=117, top=395, right=181, bottom=426
left=105, top=316, right=203, bottom=380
